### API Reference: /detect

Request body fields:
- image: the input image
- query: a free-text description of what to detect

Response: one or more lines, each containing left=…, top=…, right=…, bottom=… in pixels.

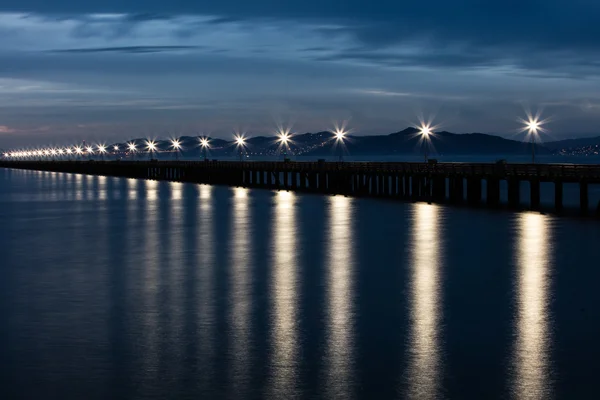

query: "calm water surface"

left=1, top=168, right=599, bottom=399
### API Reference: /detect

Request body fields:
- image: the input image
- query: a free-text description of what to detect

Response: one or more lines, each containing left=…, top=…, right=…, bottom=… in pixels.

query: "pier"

left=2, top=160, right=600, bottom=217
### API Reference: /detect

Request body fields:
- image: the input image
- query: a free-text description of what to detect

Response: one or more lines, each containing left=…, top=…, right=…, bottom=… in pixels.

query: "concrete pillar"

left=487, top=177, right=500, bottom=207
left=508, top=178, right=520, bottom=209
left=254, top=170, right=260, bottom=186
left=309, top=172, right=318, bottom=191
left=467, top=177, right=482, bottom=206
left=554, top=181, right=563, bottom=213
left=318, top=171, right=327, bottom=191
left=530, top=179, right=540, bottom=210
left=450, top=176, right=464, bottom=204
left=283, top=170, right=289, bottom=189
left=432, top=176, right=446, bottom=202
left=411, top=175, right=420, bottom=199
left=581, top=181, right=589, bottom=215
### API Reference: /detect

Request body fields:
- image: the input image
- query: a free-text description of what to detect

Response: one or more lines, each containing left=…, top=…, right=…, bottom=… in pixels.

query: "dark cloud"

left=1, top=1, right=599, bottom=72
left=48, top=46, right=201, bottom=54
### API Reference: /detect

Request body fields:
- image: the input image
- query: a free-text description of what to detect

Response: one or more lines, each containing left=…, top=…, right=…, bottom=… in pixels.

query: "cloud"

left=0, top=125, right=16, bottom=133
left=49, top=45, right=201, bottom=54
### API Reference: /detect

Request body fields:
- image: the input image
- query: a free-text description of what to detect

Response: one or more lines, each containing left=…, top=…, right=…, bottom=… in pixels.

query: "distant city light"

left=113, top=145, right=119, bottom=151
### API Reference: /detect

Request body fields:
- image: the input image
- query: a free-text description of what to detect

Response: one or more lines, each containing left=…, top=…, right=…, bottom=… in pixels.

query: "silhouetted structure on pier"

left=2, top=160, right=599, bottom=217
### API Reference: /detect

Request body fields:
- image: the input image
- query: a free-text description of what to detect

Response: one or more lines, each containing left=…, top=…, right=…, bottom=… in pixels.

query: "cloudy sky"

left=1, top=1, right=600, bottom=147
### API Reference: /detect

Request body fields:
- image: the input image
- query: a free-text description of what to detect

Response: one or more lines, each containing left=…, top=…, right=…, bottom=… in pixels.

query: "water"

left=1, top=168, right=599, bottom=399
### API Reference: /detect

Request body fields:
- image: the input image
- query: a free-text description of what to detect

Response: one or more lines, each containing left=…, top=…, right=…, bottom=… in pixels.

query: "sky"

left=1, top=0, right=600, bottom=147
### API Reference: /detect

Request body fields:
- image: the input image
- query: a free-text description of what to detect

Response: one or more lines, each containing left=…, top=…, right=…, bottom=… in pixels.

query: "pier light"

left=97, top=144, right=107, bottom=160
left=86, top=146, right=94, bottom=154
left=171, top=139, right=182, bottom=160
left=277, top=129, right=293, bottom=159
left=519, top=111, right=547, bottom=164
left=199, top=137, right=210, bottom=160
left=127, top=142, right=137, bottom=152
left=334, top=128, right=346, bottom=142
left=278, top=131, right=291, bottom=145
left=234, top=135, right=246, bottom=161
left=113, top=145, right=119, bottom=151
left=50, top=148, right=57, bottom=156
left=146, top=140, right=157, bottom=160
left=332, top=126, right=348, bottom=161
left=43, top=149, right=50, bottom=156
left=235, top=135, right=246, bottom=146
left=74, top=146, right=83, bottom=155
left=146, top=140, right=157, bottom=152
left=419, top=123, right=433, bottom=162
left=58, top=149, right=64, bottom=155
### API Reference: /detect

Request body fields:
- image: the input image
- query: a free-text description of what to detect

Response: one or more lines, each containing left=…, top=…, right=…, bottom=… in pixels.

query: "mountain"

left=106, top=128, right=550, bottom=157
left=304, top=127, right=549, bottom=156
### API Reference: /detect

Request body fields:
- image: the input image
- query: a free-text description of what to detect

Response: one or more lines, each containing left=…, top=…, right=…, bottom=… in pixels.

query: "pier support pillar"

left=530, top=179, right=541, bottom=210
left=411, top=176, right=420, bottom=200
left=508, top=179, right=520, bottom=209
left=450, top=176, right=463, bottom=204
left=467, top=177, right=482, bottom=206
left=318, top=171, right=327, bottom=191
left=554, top=181, right=563, bottom=213
left=432, top=176, right=446, bottom=202
left=486, top=177, right=500, bottom=207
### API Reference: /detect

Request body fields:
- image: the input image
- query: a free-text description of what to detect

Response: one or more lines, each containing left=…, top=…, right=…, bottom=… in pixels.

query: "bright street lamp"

left=199, top=137, right=210, bottom=160
left=235, top=135, right=246, bottom=161
left=419, top=123, right=433, bottom=162
left=171, top=139, right=182, bottom=160
left=333, top=128, right=347, bottom=161
left=145, top=140, right=157, bottom=160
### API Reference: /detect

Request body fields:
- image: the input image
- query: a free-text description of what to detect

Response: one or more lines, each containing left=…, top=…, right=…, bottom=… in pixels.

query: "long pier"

left=2, top=160, right=600, bottom=216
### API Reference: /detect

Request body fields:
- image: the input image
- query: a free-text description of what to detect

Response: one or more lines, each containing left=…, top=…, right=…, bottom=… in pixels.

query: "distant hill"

left=305, top=127, right=549, bottom=156
left=108, top=127, right=550, bottom=157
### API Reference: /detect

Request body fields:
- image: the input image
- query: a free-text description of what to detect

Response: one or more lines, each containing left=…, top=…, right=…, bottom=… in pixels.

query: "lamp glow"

left=146, top=140, right=157, bottom=151
left=127, top=142, right=137, bottom=152
left=171, top=139, right=181, bottom=150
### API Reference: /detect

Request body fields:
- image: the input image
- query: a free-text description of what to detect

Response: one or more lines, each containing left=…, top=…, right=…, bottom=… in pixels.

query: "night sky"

left=1, top=1, right=600, bottom=146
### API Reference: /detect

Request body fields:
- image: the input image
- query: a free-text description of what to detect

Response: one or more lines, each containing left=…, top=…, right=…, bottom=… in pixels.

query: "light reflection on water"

left=229, top=187, right=252, bottom=397
left=325, top=195, right=355, bottom=399
left=406, top=203, right=443, bottom=400
left=513, top=213, right=553, bottom=400
left=268, top=191, right=300, bottom=399
left=2, top=169, right=599, bottom=400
